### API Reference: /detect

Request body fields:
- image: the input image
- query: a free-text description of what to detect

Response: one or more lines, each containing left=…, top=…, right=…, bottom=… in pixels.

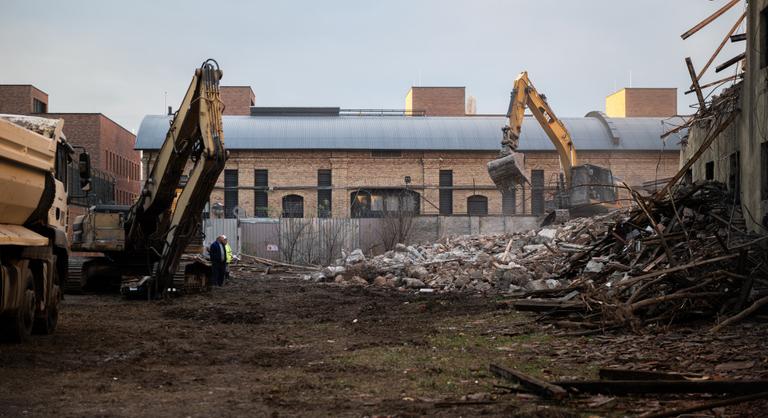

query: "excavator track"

left=65, top=257, right=87, bottom=294
left=120, top=255, right=211, bottom=298
left=173, top=256, right=211, bottom=295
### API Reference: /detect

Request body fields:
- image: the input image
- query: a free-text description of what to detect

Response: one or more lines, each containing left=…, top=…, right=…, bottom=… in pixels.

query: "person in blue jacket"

left=209, top=235, right=227, bottom=287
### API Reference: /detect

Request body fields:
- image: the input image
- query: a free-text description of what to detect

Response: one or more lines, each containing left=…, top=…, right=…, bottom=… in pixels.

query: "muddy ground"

left=2, top=274, right=768, bottom=417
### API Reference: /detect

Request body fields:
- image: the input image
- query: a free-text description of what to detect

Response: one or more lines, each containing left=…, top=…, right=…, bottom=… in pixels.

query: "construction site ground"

left=2, top=274, right=767, bottom=417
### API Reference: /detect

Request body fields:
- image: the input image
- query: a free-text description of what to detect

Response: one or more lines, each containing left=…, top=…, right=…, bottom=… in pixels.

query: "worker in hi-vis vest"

left=224, top=236, right=233, bottom=282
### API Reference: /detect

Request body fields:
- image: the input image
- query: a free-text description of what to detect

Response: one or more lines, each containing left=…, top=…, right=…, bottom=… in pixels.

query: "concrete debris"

left=344, top=249, right=366, bottom=264
left=321, top=209, right=624, bottom=293
left=584, top=259, right=605, bottom=274
left=323, top=182, right=765, bottom=335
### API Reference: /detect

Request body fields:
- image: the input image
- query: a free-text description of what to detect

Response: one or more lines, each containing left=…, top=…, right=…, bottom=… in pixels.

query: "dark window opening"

left=729, top=151, right=740, bottom=202
left=224, top=169, right=238, bottom=218
left=350, top=189, right=420, bottom=218
left=502, top=188, right=516, bottom=215
left=371, top=150, right=402, bottom=158
left=762, top=142, right=768, bottom=200
left=705, top=161, right=715, bottom=181
left=467, top=195, right=488, bottom=216
left=254, top=169, right=268, bottom=217
left=32, top=98, right=46, bottom=113
left=684, top=168, right=693, bottom=185
left=761, top=6, right=768, bottom=68
left=439, top=170, right=453, bottom=215
left=318, top=169, right=332, bottom=218
left=531, top=169, right=545, bottom=215
left=282, top=194, right=304, bottom=218
left=55, top=143, right=68, bottom=187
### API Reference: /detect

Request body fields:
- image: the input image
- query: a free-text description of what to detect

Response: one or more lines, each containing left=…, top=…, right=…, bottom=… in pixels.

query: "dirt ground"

left=2, top=273, right=768, bottom=417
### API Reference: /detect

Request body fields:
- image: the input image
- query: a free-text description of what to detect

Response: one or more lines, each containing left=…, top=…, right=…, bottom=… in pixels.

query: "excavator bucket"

left=487, top=152, right=529, bottom=191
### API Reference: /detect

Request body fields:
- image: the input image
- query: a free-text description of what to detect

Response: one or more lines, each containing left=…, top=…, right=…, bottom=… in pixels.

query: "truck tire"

left=1, top=270, right=36, bottom=343
left=33, top=269, right=59, bottom=335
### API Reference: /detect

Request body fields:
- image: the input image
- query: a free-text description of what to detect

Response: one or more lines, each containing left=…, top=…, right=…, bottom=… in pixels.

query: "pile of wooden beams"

left=508, top=181, right=767, bottom=332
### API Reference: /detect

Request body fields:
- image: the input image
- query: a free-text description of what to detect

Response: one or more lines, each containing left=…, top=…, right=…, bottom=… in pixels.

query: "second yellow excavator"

left=487, top=71, right=617, bottom=220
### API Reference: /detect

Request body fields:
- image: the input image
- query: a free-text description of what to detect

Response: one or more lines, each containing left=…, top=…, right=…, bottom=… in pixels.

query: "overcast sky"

left=0, top=0, right=746, bottom=132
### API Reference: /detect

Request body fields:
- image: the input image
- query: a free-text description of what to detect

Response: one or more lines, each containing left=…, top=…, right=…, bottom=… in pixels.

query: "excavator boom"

left=70, top=60, right=227, bottom=296
left=488, top=72, right=577, bottom=188
left=488, top=71, right=616, bottom=218
left=126, top=59, right=226, bottom=291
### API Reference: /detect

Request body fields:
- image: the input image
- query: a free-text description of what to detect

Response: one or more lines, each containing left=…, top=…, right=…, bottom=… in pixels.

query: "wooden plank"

left=598, top=368, right=692, bottom=381
left=711, top=295, right=768, bottom=333
left=681, top=0, right=740, bottom=40
left=686, top=57, right=707, bottom=111
left=645, top=391, right=768, bottom=418
left=730, top=33, right=747, bottom=42
left=654, top=110, right=738, bottom=199
left=617, top=253, right=739, bottom=289
left=556, top=379, right=768, bottom=395
left=489, top=364, right=568, bottom=399
left=693, top=12, right=746, bottom=84
left=685, top=74, right=740, bottom=95
left=510, top=299, right=584, bottom=312
left=716, top=52, right=747, bottom=73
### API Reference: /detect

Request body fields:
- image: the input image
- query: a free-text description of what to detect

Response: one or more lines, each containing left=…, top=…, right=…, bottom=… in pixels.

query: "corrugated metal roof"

left=135, top=114, right=685, bottom=152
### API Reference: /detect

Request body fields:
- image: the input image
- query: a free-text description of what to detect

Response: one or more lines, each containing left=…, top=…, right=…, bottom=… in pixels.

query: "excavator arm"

left=489, top=71, right=617, bottom=220
left=126, top=59, right=226, bottom=292
left=500, top=71, right=577, bottom=185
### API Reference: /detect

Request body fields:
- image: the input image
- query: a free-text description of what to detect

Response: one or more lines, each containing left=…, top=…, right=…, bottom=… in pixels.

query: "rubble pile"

left=312, top=181, right=766, bottom=331
left=310, top=212, right=623, bottom=293
left=512, top=181, right=768, bottom=331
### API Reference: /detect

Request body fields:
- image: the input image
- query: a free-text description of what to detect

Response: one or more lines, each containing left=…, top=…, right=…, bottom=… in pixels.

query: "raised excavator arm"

left=501, top=71, right=577, bottom=185
left=125, top=59, right=226, bottom=292
left=488, top=71, right=616, bottom=218
left=71, top=59, right=227, bottom=296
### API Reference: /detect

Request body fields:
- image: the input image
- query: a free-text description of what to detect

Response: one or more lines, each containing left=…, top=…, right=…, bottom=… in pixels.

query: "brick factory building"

left=0, top=84, right=141, bottom=205
left=136, top=86, right=683, bottom=219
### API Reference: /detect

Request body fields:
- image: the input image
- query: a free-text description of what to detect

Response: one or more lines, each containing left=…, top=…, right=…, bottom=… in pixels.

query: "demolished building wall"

left=742, top=0, right=768, bottom=231
left=681, top=0, right=768, bottom=233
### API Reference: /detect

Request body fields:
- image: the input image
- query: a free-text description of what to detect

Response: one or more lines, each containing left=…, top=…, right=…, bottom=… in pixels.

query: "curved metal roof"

left=135, top=114, right=684, bottom=152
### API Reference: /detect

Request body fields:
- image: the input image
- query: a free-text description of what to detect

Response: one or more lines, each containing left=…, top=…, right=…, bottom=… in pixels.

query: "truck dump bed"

left=0, top=115, right=58, bottom=225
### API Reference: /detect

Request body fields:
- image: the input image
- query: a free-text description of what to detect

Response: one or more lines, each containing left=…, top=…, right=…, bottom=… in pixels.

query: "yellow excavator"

left=487, top=71, right=617, bottom=221
left=70, top=59, right=227, bottom=297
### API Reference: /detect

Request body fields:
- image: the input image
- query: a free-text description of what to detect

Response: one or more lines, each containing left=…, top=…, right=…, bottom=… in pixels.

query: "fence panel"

left=240, top=219, right=280, bottom=259
left=204, top=219, right=239, bottom=252
left=278, top=218, right=360, bottom=265
left=358, top=218, right=384, bottom=255
left=229, top=215, right=540, bottom=263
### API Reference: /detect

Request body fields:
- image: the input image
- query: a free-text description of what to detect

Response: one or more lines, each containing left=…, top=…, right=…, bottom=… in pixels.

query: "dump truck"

left=487, top=71, right=617, bottom=222
left=69, top=59, right=227, bottom=297
left=0, top=114, right=91, bottom=342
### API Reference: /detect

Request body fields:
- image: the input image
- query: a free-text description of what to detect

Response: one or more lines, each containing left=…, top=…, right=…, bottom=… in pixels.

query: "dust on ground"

left=1, top=274, right=767, bottom=417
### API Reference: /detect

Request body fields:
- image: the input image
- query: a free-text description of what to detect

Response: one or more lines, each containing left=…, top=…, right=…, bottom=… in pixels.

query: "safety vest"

left=225, top=243, right=233, bottom=263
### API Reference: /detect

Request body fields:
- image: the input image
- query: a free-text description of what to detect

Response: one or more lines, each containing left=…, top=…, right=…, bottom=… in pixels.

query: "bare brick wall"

left=625, top=89, right=677, bottom=117
left=220, top=86, right=255, bottom=116
left=144, top=148, right=679, bottom=218
left=407, top=87, right=466, bottom=116
left=46, top=113, right=140, bottom=204
left=0, top=85, right=48, bottom=114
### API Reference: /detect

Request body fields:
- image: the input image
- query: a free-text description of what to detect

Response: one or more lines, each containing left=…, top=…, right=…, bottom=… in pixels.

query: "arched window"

left=282, top=194, right=304, bottom=218
left=350, top=190, right=372, bottom=218
left=467, top=195, right=488, bottom=216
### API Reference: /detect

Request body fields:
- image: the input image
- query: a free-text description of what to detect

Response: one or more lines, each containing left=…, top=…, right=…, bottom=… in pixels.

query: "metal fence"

left=205, top=215, right=538, bottom=265
left=67, top=164, right=115, bottom=207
